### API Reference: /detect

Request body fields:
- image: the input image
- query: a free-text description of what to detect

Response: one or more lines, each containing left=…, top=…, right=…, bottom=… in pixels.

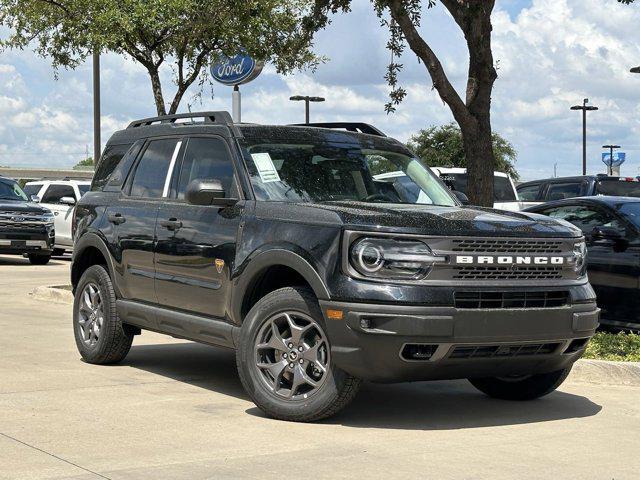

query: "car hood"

left=293, top=201, right=582, bottom=238
left=0, top=200, right=50, bottom=214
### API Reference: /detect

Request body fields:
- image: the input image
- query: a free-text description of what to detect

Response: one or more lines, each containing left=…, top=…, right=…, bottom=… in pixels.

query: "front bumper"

left=320, top=289, right=599, bottom=383
left=0, top=227, right=55, bottom=255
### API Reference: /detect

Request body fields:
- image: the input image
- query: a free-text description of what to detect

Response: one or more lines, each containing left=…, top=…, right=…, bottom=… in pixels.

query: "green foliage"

left=73, top=157, right=94, bottom=170
left=0, top=0, right=317, bottom=114
left=406, top=123, right=519, bottom=180
left=584, top=332, right=640, bottom=362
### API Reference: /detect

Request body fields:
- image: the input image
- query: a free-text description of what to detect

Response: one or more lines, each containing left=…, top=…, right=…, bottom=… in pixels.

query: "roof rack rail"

left=127, top=111, right=234, bottom=129
left=289, top=122, right=386, bottom=137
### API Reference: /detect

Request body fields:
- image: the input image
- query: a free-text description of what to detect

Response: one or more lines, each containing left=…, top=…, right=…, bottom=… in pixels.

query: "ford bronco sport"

left=71, top=112, right=599, bottom=422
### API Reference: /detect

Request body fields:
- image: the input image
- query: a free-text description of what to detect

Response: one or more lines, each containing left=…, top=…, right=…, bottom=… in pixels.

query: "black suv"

left=0, top=175, right=55, bottom=264
left=71, top=112, right=599, bottom=421
left=517, top=175, right=640, bottom=204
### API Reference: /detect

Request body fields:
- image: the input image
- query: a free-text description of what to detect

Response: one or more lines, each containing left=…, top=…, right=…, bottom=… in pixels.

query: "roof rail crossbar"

left=127, top=111, right=234, bottom=129
left=289, top=122, right=386, bottom=137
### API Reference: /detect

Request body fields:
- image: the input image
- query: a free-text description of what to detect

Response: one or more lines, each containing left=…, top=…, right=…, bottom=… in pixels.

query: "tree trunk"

left=168, top=86, right=187, bottom=115
left=147, top=67, right=167, bottom=116
left=461, top=115, right=494, bottom=207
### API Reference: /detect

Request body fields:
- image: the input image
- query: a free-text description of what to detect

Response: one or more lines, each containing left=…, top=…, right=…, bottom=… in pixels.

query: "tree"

left=0, top=0, right=316, bottom=116
left=306, top=0, right=634, bottom=206
left=73, top=157, right=94, bottom=170
left=407, top=123, right=518, bottom=179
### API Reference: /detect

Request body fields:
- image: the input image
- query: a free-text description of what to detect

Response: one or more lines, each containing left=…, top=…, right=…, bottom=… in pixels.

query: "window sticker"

left=251, top=153, right=281, bottom=183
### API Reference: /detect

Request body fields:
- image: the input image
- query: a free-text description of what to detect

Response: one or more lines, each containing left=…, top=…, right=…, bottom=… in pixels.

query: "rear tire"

left=28, top=254, right=51, bottom=265
left=73, top=264, right=133, bottom=364
left=236, top=287, right=361, bottom=422
left=468, top=367, right=572, bottom=401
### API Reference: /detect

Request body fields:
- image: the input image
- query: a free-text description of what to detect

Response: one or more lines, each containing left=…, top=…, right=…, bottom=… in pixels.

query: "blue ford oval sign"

left=210, top=53, right=263, bottom=86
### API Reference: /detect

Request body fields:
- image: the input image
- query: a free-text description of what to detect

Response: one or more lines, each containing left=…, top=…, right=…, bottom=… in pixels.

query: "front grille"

left=454, top=291, right=569, bottom=309
left=453, top=265, right=563, bottom=280
left=449, top=342, right=561, bottom=359
left=452, top=239, right=564, bottom=254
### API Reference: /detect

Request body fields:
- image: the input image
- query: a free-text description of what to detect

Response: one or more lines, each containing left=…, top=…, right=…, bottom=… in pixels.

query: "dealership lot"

left=1, top=255, right=639, bottom=480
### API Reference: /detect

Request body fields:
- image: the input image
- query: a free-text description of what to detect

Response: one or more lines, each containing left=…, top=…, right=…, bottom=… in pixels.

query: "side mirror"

left=185, top=179, right=237, bottom=207
left=452, top=190, right=469, bottom=205
left=30, top=195, right=41, bottom=203
left=592, top=225, right=624, bottom=241
left=59, top=196, right=76, bottom=206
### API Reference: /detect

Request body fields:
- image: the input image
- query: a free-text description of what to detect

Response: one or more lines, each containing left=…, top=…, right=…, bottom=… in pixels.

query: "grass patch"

left=583, top=332, right=640, bottom=362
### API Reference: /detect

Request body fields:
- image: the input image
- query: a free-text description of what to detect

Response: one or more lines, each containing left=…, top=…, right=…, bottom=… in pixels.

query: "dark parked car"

left=517, top=175, right=640, bottom=207
left=0, top=176, right=55, bottom=264
left=526, top=196, right=640, bottom=331
left=71, top=112, right=598, bottom=422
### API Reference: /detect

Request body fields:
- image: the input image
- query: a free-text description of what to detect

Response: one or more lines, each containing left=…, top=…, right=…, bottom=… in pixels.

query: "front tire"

left=469, top=367, right=572, bottom=401
left=28, top=253, right=51, bottom=265
left=73, top=265, right=133, bottom=364
left=236, top=287, right=361, bottom=422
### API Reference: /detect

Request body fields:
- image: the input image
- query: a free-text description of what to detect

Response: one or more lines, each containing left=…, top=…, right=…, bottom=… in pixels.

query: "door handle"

left=107, top=213, right=126, bottom=225
left=160, top=218, right=182, bottom=231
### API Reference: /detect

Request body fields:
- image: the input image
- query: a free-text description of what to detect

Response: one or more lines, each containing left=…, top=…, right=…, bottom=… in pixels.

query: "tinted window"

left=541, top=205, right=624, bottom=234
left=78, top=184, right=90, bottom=196
left=129, top=139, right=179, bottom=198
left=92, top=143, right=133, bottom=191
left=22, top=184, right=42, bottom=197
left=545, top=182, right=582, bottom=201
left=176, top=137, right=235, bottom=200
left=103, top=141, right=144, bottom=192
left=595, top=179, right=640, bottom=197
left=517, top=183, right=540, bottom=201
left=438, top=173, right=517, bottom=202
left=618, top=203, right=640, bottom=228
left=41, top=184, right=76, bottom=204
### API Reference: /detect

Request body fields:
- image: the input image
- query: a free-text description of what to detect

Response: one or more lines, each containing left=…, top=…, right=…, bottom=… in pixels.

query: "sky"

left=0, top=0, right=639, bottom=181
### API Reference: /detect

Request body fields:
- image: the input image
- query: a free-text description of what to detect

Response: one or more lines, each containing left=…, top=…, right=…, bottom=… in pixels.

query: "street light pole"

left=570, top=98, right=599, bottom=175
left=289, top=95, right=325, bottom=124
left=602, top=144, right=621, bottom=176
left=92, top=52, right=101, bottom=167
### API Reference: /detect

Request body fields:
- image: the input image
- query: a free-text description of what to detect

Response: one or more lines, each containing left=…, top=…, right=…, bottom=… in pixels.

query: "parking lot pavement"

left=1, top=254, right=639, bottom=480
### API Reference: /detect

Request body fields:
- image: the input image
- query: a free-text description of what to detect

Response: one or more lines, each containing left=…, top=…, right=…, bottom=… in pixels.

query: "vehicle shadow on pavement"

left=0, top=255, right=69, bottom=266
left=122, top=342, right=248, bottom=399
left=123, top=342, right=602, bottom=430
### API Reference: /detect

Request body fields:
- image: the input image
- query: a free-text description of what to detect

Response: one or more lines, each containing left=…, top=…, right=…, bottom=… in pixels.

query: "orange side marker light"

left=326, top=309, right=344, bottom=320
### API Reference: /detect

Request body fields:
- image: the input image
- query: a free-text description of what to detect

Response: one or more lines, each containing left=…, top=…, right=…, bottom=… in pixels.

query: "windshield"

left=239, top=126, right=456, bottom=207
left=595, top=179, right=640, bottom=197
left=618, top=202, right=640, bottom=228
left=0, top=179, right=29, bottom=201
left=438, top=173, right=517, bottom=202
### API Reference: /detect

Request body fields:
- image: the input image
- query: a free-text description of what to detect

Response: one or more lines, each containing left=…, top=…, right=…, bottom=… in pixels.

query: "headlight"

left=572, top=240, right=587, bottom=275
left=349, top=237, right=443, bottom=280
left=43, top=213, right=55, bottom=225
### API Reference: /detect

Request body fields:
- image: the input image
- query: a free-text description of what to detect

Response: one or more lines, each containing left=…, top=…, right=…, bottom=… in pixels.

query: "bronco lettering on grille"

left=455, top=256, right=564, bottom=265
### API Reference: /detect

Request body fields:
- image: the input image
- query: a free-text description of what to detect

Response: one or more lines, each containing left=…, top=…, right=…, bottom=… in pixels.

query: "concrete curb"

left=570, top=358, right=640, bottom=387
left=30, top=285, right=74, bottom=305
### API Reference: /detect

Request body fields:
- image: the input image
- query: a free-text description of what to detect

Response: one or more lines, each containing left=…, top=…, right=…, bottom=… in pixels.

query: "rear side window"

left=595, top=179, right=640, bottom=197
left=545, top=182, right=583, bottom=201
left=517, top=183, right=540, bottom=201
left=129, top=138, right=180, bottom=198
left=175, top=137, right=236, bottom=200
left=92, top=143, right=133, bottom=191
left=439, top=173, right=516, bottom=202
left=41, top=184, right=75, bottom=204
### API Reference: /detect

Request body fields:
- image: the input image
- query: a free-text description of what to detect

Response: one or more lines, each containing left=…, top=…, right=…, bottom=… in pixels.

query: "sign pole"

left=232, top=85, right=241, bottom=123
